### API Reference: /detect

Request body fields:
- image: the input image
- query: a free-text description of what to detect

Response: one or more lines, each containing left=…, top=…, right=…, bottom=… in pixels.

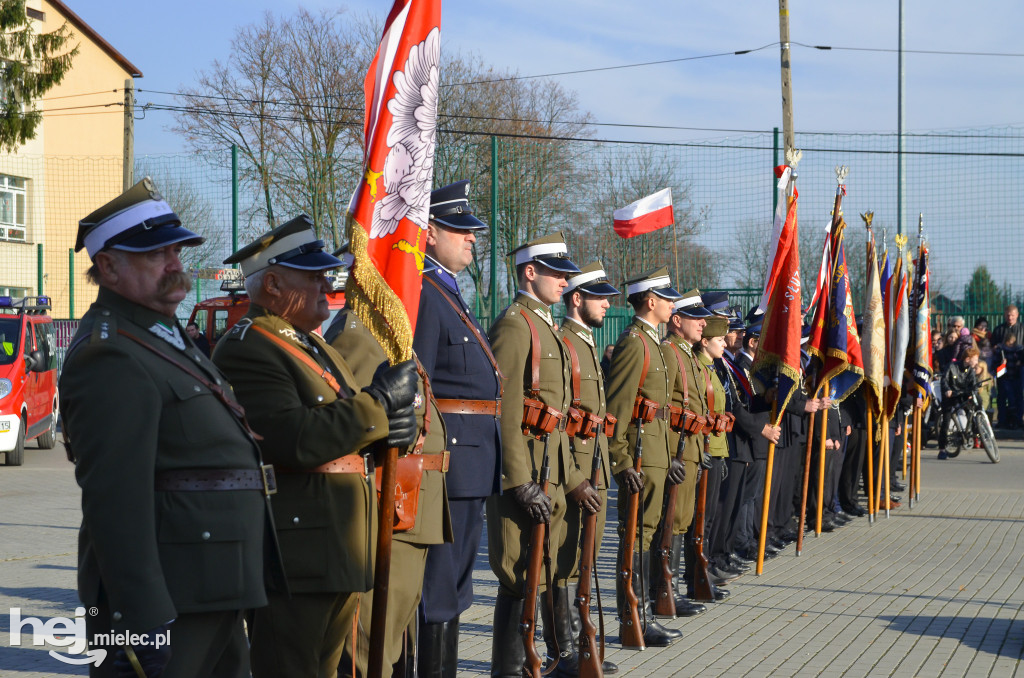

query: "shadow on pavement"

left=0, top=645, right=88, bottom=674
left=880, top=614, right=1024, bottom=657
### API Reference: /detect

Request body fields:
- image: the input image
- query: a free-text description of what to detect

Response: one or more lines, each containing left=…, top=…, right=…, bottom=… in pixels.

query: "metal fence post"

left=68, top=248, right=74, bottom=321
left=232, top=144, right=239, bottom=259
left=490, top=135, right=499, bottom=322
left=37, top=243, right=43, bottom=295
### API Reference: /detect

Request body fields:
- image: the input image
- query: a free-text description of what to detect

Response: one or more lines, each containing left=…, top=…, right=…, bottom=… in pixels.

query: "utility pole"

left=778, top=0, right=796, bottom=158
left=123, top=79, right=134, bottom=190
left=896, top=0, right=906, bottom=236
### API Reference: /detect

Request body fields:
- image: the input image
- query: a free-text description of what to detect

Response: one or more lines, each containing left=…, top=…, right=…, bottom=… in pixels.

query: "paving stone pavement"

left=2, top=437, right=1022, bottom=677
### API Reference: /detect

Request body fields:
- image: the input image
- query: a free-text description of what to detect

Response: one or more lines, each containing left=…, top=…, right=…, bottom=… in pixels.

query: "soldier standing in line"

left=553, top=262, right=622, bottom=675
left=605, top=267, right=685, bottom=647
left=487, top=233, right=600, bottom=677
left=410, top=181, right=502, bottom=678
left=213, top=216, right=419, bottom=677
left=61, top=178, right=279, bottom=678
left=323, top=250, right=452, bottom=678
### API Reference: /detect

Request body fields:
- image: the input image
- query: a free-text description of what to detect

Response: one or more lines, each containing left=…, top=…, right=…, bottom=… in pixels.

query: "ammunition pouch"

left=570, top=408, right=606, bottom=441
left=565, top=406, right=585, bottom=438
left=632, top=396, right=659, bottom=423
left=719, top=412, right=736, bottom=433
left=522, top=396, right=565, bottom=439
left=603, top=413, right=617, bottom=438
left=375, top=454, right=424, bottom=532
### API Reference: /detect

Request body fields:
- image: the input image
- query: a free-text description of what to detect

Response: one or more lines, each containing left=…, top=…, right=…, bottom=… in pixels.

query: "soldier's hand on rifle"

left=512, top=482, right=551, bottom=523
left=364, top=360, right=420, bottom=448
left=567, top=480, right=602, bottom=514
left=700, top=449, right=713, bottom=470
left=761, top=424, right=781, bottom=444
left=666, top=457, right=686, bottom=485
left=616, top=468, right=644, bottom=495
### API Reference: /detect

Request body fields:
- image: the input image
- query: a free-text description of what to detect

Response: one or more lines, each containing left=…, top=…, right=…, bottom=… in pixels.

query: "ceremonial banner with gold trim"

left=908, top=243, right=933, bottom=397
left=861, top=234, right=886, bottom=418
left=347, top=0, right=441, bottom=363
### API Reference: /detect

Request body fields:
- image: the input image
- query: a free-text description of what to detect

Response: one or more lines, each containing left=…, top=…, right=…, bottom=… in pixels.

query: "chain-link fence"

left=1, top=126, right=1021, bottom=339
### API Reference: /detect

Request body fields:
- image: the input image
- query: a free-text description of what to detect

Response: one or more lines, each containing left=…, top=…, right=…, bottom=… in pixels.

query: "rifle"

left=652, top=433, right=684, bottom=617
left=575, top=446, right=604, bottom=678
left=691, top=450, right=714, bottom=602
left=618, top=419, right=646, bottom=649
left=521, top=434, right=554, bottom=678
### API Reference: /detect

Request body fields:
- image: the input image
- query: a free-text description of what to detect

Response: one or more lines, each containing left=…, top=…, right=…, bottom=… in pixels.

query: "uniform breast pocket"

left=158, top=512, right=245, bottom=604
left=167, top=378, right=230, bottom=445
left=446, top=327, right=481, bottom=374
left=272, top=496, right=332, bottom=579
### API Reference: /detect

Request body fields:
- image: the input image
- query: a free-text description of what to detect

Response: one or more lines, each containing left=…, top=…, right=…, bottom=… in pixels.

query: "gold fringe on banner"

left=346, top=218, right=414, bottom=365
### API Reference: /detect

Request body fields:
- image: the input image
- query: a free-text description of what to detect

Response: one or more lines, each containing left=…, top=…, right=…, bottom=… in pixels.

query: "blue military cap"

left=746, top=318, right=763, bottom=337
left=429, top=180, right=487, bottom=231
left=701, top=291, right=730, bottom=317
left=728, top=312, right=746, bottom=333
left=746, top=305, right=764, bottom=324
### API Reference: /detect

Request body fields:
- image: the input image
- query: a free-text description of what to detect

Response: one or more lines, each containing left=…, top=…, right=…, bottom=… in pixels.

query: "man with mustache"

left=60, top=178, right=280, bottom=678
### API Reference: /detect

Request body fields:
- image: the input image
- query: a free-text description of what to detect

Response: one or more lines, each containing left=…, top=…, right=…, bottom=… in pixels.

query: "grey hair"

left=949, top=315, right=965, bottom=326
left=244, top=269, right=267, bottom=298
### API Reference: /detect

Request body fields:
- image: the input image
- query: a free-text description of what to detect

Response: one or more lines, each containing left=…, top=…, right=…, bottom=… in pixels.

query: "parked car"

left=0, top=296, right=59, bottom=465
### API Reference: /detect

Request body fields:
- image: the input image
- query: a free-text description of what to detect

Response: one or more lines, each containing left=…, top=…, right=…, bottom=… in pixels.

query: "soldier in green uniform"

left=212, top=216, right=419, bottom=678
left=552, top=262, right=621, bottom=675
left=605, top=267, right=684, bottom=647
left=61, top=178, right=279, bottom=678
left=324, top=258, right=453, bottom=677
left=487, top=233, right=599, bottom=677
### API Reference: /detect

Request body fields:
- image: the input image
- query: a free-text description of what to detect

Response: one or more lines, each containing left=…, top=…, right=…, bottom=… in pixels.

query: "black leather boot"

left=639, top=551, right=682, bottom=647
left=491, top=592, right=526, bottom=678
left=418, top=622, right=445, bottom=678
left=541, top=585, right=579, bottom=677
left=671, top=534, right=707, bottom=615
left=441, top=616, right=460, bottom=678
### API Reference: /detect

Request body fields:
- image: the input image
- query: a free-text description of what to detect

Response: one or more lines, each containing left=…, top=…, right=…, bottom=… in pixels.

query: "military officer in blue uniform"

left=412, top=181, right=502, bottom=678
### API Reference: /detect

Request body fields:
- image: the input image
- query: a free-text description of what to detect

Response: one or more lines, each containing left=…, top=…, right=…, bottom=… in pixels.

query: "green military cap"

left=565, top=261, right=619, bottom=296
left=225, top=215, right=342, bottom=276
left=702, top=316, right=729, bottom=338
left=509, top=232, right=580, bottom=274
left=76, top=176, right=202, bottom=260
left=623, top=266, right=682, bottom=300
left=673, top=288, right=713, bottom=318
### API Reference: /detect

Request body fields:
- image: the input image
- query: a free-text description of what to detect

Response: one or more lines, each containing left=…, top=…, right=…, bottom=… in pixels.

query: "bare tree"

left=729, top=218, right=773, bottom=289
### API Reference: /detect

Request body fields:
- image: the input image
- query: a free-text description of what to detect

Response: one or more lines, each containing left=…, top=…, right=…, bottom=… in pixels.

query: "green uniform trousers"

left=672, top=460, right=700, bottom=534
left=250, top=591, right=360, bottom=678
left=616, top=465, right=667, bottom=552
left=487, top=483, right=568, bottom=597
left=555, top=487, right=609, bottom=586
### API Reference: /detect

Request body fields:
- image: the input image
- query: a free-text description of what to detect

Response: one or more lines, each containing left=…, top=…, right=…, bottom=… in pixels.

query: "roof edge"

left=45, top=0, right=143, bottom=78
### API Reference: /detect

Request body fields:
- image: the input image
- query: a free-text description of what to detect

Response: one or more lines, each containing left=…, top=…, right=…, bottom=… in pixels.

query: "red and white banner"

left=613, top=188, right=673, bottom=239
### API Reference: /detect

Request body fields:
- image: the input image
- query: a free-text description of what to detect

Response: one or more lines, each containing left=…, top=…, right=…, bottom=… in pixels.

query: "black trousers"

left=737, top=458, right=767, bottom=551
left=839, top=428, right=866, bottom=510
left=710, top=459, right=746, bottom=565
left=420, top=497, right=485, bottom=623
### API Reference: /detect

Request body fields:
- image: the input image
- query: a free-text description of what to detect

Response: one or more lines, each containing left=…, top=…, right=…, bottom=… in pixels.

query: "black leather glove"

left=567, top=481, right=602, bottom=514
left=113, top=622, right=172, bottom=678
left=363, top=360, right=418, bottom=412
left=363, top=360, right=419, bottom=449
left=512, top=482, right=551, bottom=523
left=666, top=458, right=686, bottom=485
left=700, top=449, right=713, bottom=470
left=616, top=468, right=644, bottom=495
left=721, top=462, right=728, bottom=480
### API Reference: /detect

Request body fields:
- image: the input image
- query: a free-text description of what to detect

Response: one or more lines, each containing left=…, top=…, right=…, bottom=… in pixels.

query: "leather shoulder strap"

left=425, top=275, right=504, bottom=386
left=251, top=324, right=346, bottom=396
left=667, top=341, right=690, bottom=408
left=519, top=309, right=542, bottom=399
left=704, top=361, right=715, bottom=413
left=630, top=330, right=651, bottom=398
left=561, top=334, right=582, bottom=407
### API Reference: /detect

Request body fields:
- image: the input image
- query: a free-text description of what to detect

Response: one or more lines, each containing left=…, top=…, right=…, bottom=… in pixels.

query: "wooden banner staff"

left=883, top=414, right=891, bottom=518
left=902, top=411, right=911, bottom=479
left=865, top=409, right=875, bottom=523
left=796, top=408, right=815, bottom=556
left=916, top=401, right=924, bottom=501
left=756, top=402, right=780, bottom=575
left=909, top=401, right=921, bottom=509
left=815, top=381, right=829, bottom=536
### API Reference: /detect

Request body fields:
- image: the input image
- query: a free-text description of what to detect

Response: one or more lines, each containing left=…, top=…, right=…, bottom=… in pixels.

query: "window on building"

left=0, top=175, right=26, bottom=242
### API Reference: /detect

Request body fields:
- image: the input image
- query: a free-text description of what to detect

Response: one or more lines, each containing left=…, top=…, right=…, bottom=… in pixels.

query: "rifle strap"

left=541, top=521, right=560, bottom=676
left=424, top=275, right=504, bottom=391
left=667, top=340, right=690, bottom=408
left=520, top=309, right=543, bottom=400
left=561, top=334, right=582, bottom=408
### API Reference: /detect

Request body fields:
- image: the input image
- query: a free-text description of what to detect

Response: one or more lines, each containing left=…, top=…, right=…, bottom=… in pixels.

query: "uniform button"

left=112, top=611, right=122, bottom=621
left=463, top=337, right=468, bottom=342
left=313, top=347, right=319, bottom=353
left=215, top=378, right=221, bottom=385
left=193, top=354, right=201, bottom=363
left=451, top=437, right=457, bottom=444
left=293, top=517, right=300, bottom=525
left=317, top=395, right=324, bottom=402
left=201, top=531, right=211, bottom=540
left=101, top=310, right=111, bottom=317
left=193, top=385, right=201, bottom=392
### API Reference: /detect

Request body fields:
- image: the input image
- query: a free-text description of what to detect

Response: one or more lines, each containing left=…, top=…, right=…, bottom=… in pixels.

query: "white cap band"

left=240, top=230, right=315, bottom=276
left=626, top=275, right=670, bottom=297
left=84, top=199, right=174, bottom=258
left=514, top=242, right=567, bottom=267
left=673, top=292, right=702, bottom=310
left=565, top=269, right=607, bottom=292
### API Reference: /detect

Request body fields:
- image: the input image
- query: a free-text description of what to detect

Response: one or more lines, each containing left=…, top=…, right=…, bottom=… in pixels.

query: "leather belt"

left=555, top=416, right=569, bottom=432
left=278, top=452, right=450, bottom=475
left=435, top=398, right=501, bottom=417
left=653, top=406, right=675, bottom=421
left=155, top=465, right=277, bottom=496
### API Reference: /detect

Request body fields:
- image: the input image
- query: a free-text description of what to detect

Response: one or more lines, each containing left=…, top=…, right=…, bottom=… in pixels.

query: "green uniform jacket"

left=663, top=334, right=708, bottom=463
left=697, top=352, right=728, bottom=458
left=212, top=305, right=389, bottom=594
left=559, top=318, right=611, bottom=490
left=326, top=308, right=452, bottom=546
left=489, top=293, right=582, bottom=491
left=606, top=317, right=674, bottom=475
left=60, top=287, right=272, bottom=634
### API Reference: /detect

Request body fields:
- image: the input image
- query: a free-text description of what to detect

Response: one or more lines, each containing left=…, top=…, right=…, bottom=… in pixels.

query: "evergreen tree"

left=0, top=0, right=78, bottom=152
left=963, top=265, right=1004, bottom=313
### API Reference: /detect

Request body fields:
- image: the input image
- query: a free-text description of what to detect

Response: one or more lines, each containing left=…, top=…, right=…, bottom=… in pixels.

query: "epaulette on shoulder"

left=226, top=317, right=253, bottom=340
left=90, top=312, right=116, bottom=343
left=502, top=303, right=521, bottom=319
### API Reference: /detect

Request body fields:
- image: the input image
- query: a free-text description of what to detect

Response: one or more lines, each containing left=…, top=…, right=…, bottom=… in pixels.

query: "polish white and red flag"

left=613, top=188, right=673, bottom=238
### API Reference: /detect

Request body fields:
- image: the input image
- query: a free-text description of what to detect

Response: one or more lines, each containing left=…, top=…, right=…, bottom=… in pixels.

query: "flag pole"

left=815, top=381, right=829, bottom=536
left=902, top=411, right=910, bottom=479
left=757, top=402, right=780, bottom=575
left=866, top=409, right=875, bottom=523
left=796, top=409, right=815, bottom=555
left=883, top=415, right=891, bottom=517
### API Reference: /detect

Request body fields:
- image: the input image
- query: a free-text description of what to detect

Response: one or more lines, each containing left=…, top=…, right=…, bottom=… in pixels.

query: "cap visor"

left=276, top=250, right=346, bottom=271
left=535, top=256, right=581, bottom=274
left=110, top=225, right=204, bottom=252
left=578, top=281, right=620, bottom=296
left=675, top=305, right=714, bottom=318
left=435, top=213, right=487, bottom=231
left=652, top=286, right=684, bottom=301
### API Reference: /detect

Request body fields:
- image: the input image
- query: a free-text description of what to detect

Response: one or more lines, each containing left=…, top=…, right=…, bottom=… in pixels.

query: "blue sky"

left=67, top=0, right=1024, bottom=152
